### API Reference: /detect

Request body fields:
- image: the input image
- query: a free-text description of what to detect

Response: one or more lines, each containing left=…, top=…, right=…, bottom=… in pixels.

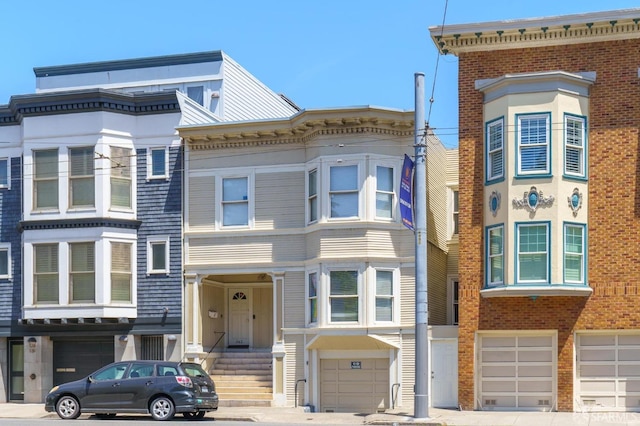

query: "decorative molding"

left=568, top=187, right=583, bottom=216
left=512, top=186, right=555, bottom=212
left=19, top=217, right=142, bottom=231
left=489, top=191, right=501, bottom=217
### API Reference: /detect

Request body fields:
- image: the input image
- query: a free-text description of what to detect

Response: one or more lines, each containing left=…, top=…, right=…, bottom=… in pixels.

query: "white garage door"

left=479, top=334, right=555, bottom=411
left=320, top=358, right=389, bottom=413
left=577, top=334, right=640, bottom=411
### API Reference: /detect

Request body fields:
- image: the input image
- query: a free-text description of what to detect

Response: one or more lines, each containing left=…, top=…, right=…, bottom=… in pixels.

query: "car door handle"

left=146, top=381, right=153, bottom=386
left=112, top=383, right=121, bottom=387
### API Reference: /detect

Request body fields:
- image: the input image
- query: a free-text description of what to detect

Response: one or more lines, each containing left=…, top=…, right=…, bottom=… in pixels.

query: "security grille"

left=141, top=335, right=163, bottom=360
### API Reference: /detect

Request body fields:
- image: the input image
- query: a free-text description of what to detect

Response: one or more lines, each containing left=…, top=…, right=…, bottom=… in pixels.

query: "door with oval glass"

left=228, top=288, right=252, bottom=347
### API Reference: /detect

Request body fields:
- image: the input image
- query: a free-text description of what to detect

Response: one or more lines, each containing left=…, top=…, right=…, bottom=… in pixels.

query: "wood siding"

left=284, top=271, right=305, bottom=328
left=285, top=335, right=305, bottom=406
left=401, top=333, right=416, bottom=406
left=427, top=135, right=450, bottom=252
left=255, top=171, right=305, bottom=230
left=188, top=175, right=215, bottom=231
left=400, top=267, right=416, bottom=326
left=188, top=235, right=306, bottom=265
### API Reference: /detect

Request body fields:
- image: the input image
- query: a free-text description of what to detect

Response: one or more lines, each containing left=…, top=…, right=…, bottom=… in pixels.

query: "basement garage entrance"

left=576, top=333, right=640, bottom=411
left=320, top=358, right=389, bottom=413
left=478, top=334, right=555, bottom=411
left=53, top=337, right=114, bottom=385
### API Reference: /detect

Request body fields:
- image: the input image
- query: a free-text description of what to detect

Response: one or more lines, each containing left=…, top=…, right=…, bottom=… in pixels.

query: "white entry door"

left=228, top=289, right=252, bottom=347
left=431, top=339, right=458, bottom=408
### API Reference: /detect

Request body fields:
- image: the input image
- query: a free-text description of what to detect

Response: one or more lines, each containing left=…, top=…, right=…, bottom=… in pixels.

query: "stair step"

left=218, top=399, right=272, bottom=408
left=219, top=393, right=273, bottom=400
left=211, top=369, right=271, bottom=376
left=214, top=379, right=271, bottom=386
left=217, top=386, right=272, bottom=393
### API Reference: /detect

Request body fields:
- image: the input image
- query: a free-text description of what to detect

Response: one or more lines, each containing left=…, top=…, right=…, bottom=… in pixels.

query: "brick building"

left=431, top=8, right=640, bottom=412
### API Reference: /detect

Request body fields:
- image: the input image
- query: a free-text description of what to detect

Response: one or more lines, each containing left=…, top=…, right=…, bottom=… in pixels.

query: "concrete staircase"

left=209, top=351, right=273, bottom=407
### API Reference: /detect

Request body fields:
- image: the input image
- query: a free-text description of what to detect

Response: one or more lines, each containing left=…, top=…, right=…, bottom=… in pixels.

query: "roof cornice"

left=430, top=8, right=640, bottom=55
left=0, top=89, right=179, bottom=126
left=178, top=107, right=415, bottom=150
left=34, top=51, right=224, bottom=77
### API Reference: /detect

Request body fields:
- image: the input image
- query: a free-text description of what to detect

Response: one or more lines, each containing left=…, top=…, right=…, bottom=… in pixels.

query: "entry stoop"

left=210, top=351, right=273, bottom=407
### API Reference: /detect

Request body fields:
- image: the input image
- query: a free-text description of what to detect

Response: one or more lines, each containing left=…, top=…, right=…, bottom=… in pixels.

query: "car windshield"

left=181, top=363, right=208, bottom=378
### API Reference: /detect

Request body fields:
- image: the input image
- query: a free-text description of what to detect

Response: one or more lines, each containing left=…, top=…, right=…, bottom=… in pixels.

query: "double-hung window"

left=374, top=269, right=394, bottom=322
left=375, top=166, right=394, bottom=219
left=110, top=147, right=132, bottom=209
left=329, top=164, right=358, bottom=218
left=517, top=222, right=549, bottom=283
left=486, top=118, right=504, bottom=182
left=564, top=223, right=585, bottom=284
left=308, top=272, right=318, bottom=324
left=222, top=177, right=249, bottom=227
left=148, top=147, right=168, bottom=179
left=487, top=225, right=504, bottom=287
left=111, top=242, right=132, bottom=302
left=0, top=243, right=10, bottom=278
left=308, top=169, right=318, bottom=223
left=33, top=149, right=59, bottom=210
left=565, top=114, right=586, bottom=178
left=70, top=242, right=95, bottom=303
left=69, top=147, right=95, bottom=208
left=0, top=158, right=9, bottom=188
left=34, top=243, right=59, bottom=303
left=518, top=113, right=550, bottom=175
left=148, top=237, right=169, bottom=274
left=452, top=190, right=459, bottom=236
left=328, top=270, right=358, bottom=322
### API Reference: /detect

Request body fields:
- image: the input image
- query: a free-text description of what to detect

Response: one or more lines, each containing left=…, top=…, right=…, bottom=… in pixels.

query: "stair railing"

left=200, top=331, right=226, bottom=367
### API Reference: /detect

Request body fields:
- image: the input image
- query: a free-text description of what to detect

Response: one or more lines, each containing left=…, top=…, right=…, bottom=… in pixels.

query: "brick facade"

left=457, top=39, right=640, bottom=411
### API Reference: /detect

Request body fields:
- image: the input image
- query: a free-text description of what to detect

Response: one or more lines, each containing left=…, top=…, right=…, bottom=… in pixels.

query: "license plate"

left=201, top=386, right=208, bottom=393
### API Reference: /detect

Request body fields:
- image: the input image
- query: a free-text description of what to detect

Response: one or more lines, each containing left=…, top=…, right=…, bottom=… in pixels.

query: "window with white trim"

left=111, top=242, right=132, bottom=302
left=33, top=149, right=58, bottom=210
left=308, top=169, right=318, bottom=224
left=517, top=222, right=549, bottom=283
left=34, top=243, right=59, bottom=304
left=69, top=147, right=95, bottom=208
left=70, top=242, right=95, bottom=303
left=328, top=270, right=358, bottom=322
left=0, top=243, right=10, bottom=278
left=452, top=189, right=459, bottom=236
left=148, top=147, right=168, bottom=179
left=187, top=86, right=204, bottom=106
left=486, top=117, right=504, bottom=181
left=222, top=176, right=249, bottom=227
left=110, top=146, right=132, bottom=209
left=0, top=158, right=9, bottom=189
left=487, top=225, right=504, bottom=287
left=329, top=164, right=359, bottom=218
left=307, top=271, right=318, bottom=324
left=565, top=114, right=586, bottom=178
left=564, top=223, right=585, bottom=284
left=375, top=165, right=395, bottom=219
left=374, top=269, right=394, bottom=322
left=148, top=237, right=169, bottom=274
left=518, top=113, right=550, bottom=175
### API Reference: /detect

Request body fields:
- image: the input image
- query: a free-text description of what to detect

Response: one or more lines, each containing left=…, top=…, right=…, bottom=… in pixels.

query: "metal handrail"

left=391, top=383, right=401, bottom=409
left=200, top=331, right=225, bottom=366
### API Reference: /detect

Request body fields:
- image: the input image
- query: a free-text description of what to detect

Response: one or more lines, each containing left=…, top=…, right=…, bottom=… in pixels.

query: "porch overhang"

left=305, top=334, right=400, bottom=350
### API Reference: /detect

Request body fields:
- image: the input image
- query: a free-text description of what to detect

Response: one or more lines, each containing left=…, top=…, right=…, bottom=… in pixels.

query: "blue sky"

left=1, top=1, right=639, bottom=147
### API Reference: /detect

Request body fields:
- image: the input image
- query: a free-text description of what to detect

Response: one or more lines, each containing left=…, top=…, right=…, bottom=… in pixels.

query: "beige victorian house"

left=177, top=106, right=459, bottom=412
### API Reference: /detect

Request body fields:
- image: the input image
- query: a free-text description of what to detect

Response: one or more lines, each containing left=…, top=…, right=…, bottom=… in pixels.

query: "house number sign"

left=351, top=361, right=361, bottom=369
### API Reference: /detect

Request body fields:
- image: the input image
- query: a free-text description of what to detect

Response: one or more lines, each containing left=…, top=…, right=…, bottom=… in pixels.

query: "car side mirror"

left=88, top=376, right=95, bottom=383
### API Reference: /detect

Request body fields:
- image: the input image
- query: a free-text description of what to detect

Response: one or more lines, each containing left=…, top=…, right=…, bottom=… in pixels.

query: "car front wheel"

left=150, top=396, right=175, bottom=421
left=56, top=395, right=81, bottom=419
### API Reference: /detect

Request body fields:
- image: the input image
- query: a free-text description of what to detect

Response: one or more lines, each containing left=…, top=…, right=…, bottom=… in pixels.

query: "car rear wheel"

left=56, top=395, right=81, bottom=419
left=150, top=396, right=175, bottom=421
left=183, top=411, right=206, bottom=419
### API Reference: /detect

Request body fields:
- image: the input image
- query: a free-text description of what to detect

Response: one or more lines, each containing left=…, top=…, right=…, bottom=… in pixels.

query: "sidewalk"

left=3, top=403, right=640, bottom=425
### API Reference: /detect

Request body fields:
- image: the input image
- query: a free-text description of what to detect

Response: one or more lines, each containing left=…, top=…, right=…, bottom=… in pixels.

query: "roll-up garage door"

left=479, top=334, right=555, bottom=411
left=53, top=338, right=114, bottom=385
left=577, top=333, right=640, bottom=411
left=320, top=358, right=389, bottom=413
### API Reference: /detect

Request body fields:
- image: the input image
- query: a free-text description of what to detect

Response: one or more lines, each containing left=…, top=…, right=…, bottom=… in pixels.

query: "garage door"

left=320, top=358, right=389, bottom=413
left=577, top=334, right=640, bottom=411
left=479, top=334, right=555, bottom=411
left=53, top=338, right=114, bottom=385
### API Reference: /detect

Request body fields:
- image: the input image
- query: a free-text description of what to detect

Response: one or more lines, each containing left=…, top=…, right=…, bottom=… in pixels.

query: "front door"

left=228, top=288, right=252, bottom=347
left=431, top=339, right=458, bottom=408
left=8, top=340, right=24, bottom=401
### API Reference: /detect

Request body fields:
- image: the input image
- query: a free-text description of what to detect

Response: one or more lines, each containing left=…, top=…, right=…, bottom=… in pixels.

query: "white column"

left=185, top=274, right=203, bottom=355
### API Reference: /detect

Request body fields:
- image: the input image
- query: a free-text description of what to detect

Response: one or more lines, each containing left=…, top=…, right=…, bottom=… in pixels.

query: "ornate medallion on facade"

left=568, top=187, right=583, bottom=216
left=512, top=186, right=555, bottom=213
left=489, top=191, right=501, bottom=217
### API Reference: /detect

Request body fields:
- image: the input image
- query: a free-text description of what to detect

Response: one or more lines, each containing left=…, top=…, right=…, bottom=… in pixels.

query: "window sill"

left=481, top=284, right=592, bottom=298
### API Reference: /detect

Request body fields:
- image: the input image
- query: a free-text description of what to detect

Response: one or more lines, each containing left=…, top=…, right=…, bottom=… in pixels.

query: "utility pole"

left=413, top=72, right=429, bottom=419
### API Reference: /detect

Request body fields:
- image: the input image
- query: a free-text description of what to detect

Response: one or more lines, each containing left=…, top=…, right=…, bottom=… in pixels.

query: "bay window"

left=487, top=225, right=504, bottom=287
left=329, top=270, right=358, bottom=322
left=486, top=117, right=504, bottom=182
left=564, top=223, right=585, bottom=284
left=70, top=242, right=95, bottom=303
left=69, top=147, right=95, bottom=208
left=375, top=269, right=394, bottom=322
left=110, top=146, right=132, bottom=209
left=329, top=165, right=358, bottom=218
left=518, top=113, right=550, bottom=175
left=375, top=166, right=394, bottom=219
left=565, top=114, right=586, bottom=178
left=34, top=149, right=58, bottom=210
left=34, top=243, right=59, bottom=303
left=517, top=222, right=549, bottom=283
left=111, top=242, right=132, bottom=302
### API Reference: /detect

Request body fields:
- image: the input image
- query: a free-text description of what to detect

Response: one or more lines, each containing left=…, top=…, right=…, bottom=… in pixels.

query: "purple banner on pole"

left=400, top=154, right=414, bottom=231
